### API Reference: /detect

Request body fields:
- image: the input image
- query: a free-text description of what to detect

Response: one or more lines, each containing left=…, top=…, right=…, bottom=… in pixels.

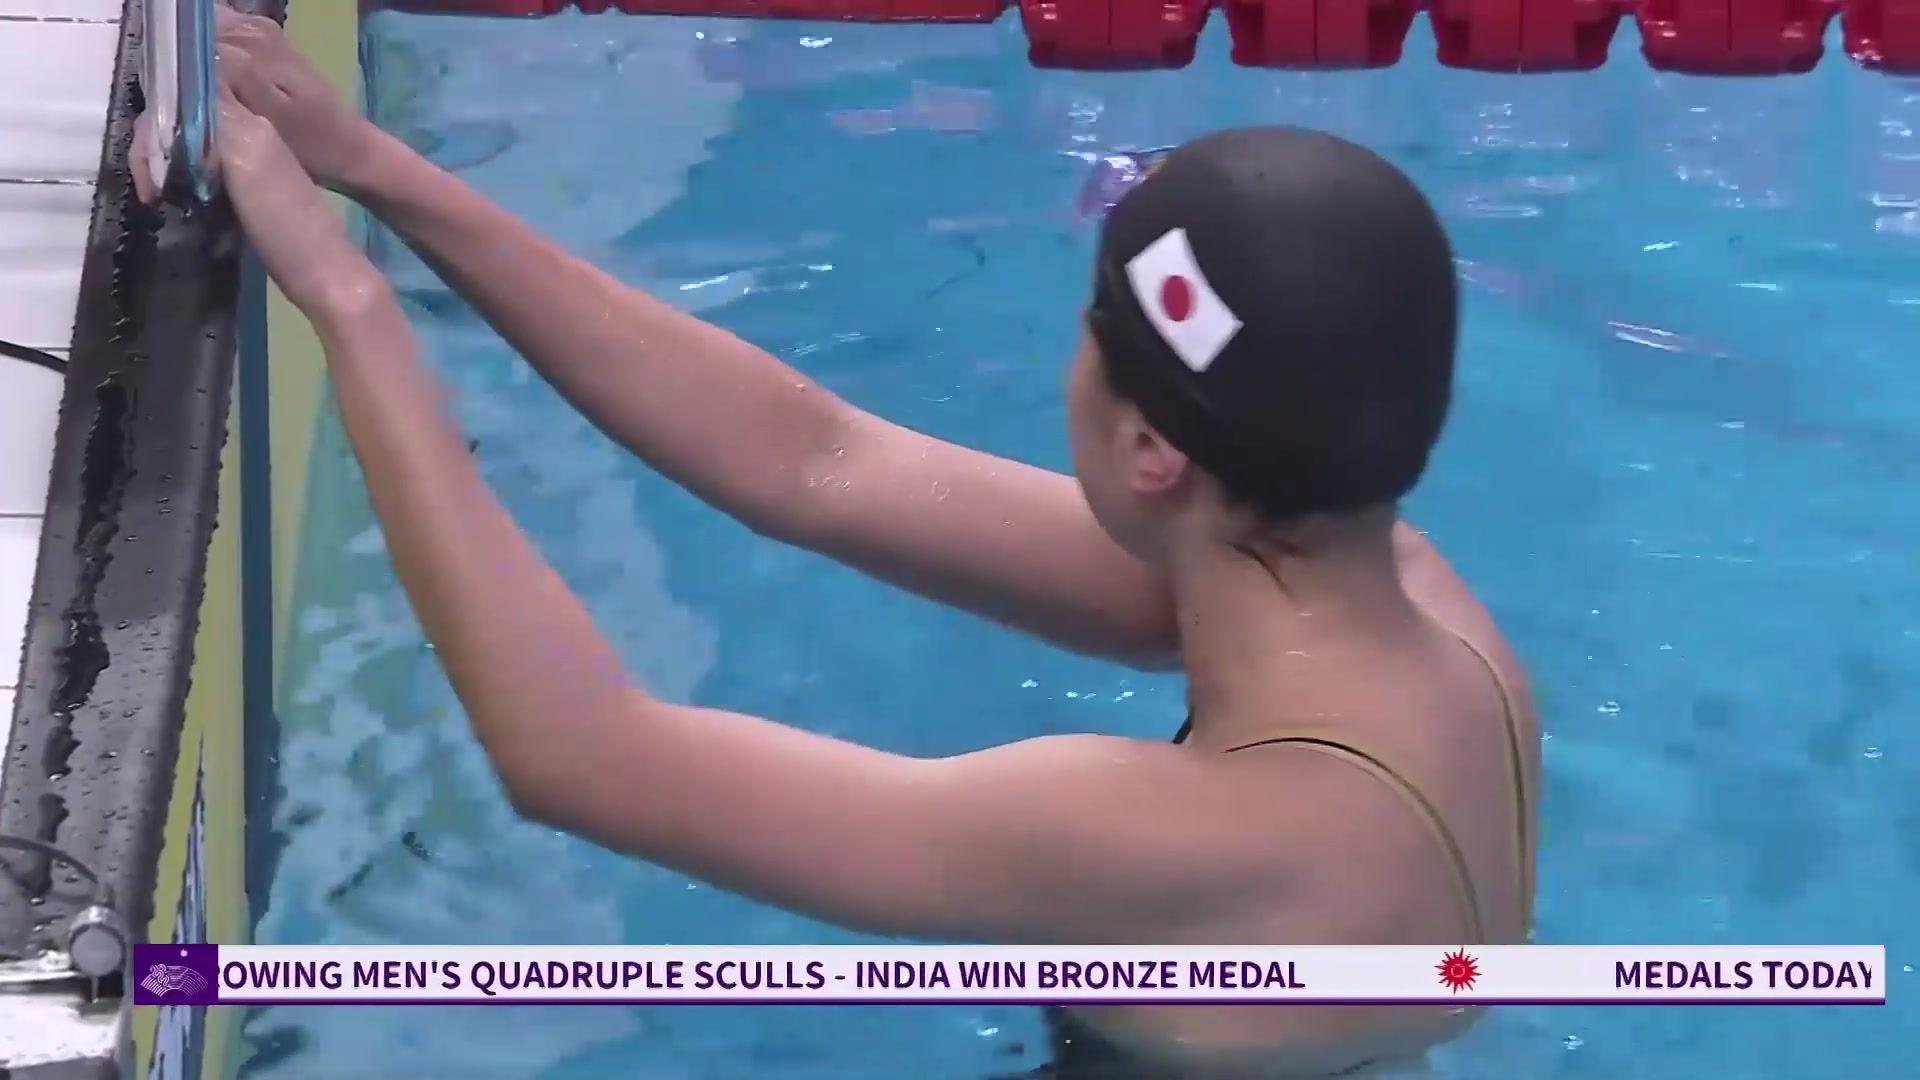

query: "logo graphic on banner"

left=134, top=945, right=221, bottom=1008
left=140, top=963, right=210, bottom=998
left=1436, top=949, right=1480, bottom=993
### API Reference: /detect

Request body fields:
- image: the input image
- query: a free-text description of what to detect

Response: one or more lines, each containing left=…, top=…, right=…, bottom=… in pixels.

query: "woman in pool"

left=191, top=11, right=1538, bottom=1077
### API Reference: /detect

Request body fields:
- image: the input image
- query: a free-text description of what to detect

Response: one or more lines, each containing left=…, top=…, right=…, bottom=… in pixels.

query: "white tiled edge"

left=0, top=9, right=121, bottom=759
left=0, top=11, right=126, bottom=1063
left=0, top=5, right=121, bottom=1061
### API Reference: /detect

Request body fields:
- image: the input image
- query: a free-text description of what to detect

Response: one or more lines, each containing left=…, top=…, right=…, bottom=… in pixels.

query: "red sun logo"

left=1436, top=949, right=1480, bottom=993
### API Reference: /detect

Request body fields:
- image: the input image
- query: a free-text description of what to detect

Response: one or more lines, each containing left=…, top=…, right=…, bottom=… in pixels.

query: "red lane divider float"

left=1021, top=0, right=1211, bottom=68
left=1637, top=0, right=1833, bottom=74
left=362, top=0, right=1920, bottom=76
left=362, top=0, right=1008, bottom=16
left=1847, top=0, right=1920, bottom=72
left=1222, top=0, right=1419, bottom=68
left=1428, top=0, right=1619, bottom=71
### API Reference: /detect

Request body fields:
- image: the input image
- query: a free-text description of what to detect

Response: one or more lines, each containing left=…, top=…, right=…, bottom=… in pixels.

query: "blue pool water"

left=245, top=12, right=1918, bottom=1079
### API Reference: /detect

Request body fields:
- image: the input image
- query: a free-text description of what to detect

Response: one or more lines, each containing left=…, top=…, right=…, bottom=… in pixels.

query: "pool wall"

left=124, top=0, right=360, bottom=1072
left=139, top=2, right=360, bottom=1078
left=212, top=2, right=361, bottom=1078
left=237, top=0, right=362, bottom=931
left=242, top=0, right=371, bottom=880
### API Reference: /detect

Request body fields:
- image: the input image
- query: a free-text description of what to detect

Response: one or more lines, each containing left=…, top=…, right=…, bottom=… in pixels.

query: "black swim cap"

left=1086, top=126, right=1457, bottom=521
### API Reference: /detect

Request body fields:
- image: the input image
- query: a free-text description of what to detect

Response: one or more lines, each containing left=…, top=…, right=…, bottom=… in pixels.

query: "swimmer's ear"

left=1124, top=420, right=1191, bottom=497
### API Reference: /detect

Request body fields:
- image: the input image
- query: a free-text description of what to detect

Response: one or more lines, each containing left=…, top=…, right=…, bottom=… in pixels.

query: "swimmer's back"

left=1041, top=523, right=1539, bottom=1079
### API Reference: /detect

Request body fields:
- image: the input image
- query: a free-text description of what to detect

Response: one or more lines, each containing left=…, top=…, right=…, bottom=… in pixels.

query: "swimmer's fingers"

left=214, top=5, right=305, bottom=117
left=210, top=81, right=373, bottom=315
left=213, top=3, right=280, bottom=49
left=209, top=78, right=283, bottom=184
left=128, top=111, right=160, bottom=206
left=213, top=73, right=251, bottom=128
left=127, top=85, right=255, bottom=206
left=212, top=80, right=336, bottom=217
left=215, top=33, right=290, bottom=115
left=131, top=10, right=263, bottom=207
left=211, top=4, right=366, bottom=191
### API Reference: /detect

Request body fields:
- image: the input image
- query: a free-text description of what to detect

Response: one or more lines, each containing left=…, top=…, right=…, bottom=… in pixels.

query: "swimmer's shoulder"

left=1391, top=520, right=1540, bottom=876
left=1391, top=520, right=1530, bottom=696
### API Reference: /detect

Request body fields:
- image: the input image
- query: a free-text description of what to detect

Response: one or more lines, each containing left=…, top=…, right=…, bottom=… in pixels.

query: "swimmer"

left=191, top=10, right=1539, bottom=1078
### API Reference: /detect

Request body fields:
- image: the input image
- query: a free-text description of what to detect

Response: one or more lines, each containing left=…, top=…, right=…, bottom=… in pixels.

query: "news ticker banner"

left=130, top=945, right=1886, bottom=1007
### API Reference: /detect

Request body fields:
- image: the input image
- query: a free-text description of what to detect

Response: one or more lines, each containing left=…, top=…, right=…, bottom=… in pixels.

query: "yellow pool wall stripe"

left=132, top=371, right=249, bottom=1080
left=271, top=0, right=362, bottom=683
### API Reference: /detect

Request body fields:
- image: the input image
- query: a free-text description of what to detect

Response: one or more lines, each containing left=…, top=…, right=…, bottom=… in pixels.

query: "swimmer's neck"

left=1167, top=509, right=1421, bottom=741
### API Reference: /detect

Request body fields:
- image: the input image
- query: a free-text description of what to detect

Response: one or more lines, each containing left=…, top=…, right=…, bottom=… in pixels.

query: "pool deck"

left=0, top=0, right=120, bottom=798
left=0, top=0, right=137, bottom=1068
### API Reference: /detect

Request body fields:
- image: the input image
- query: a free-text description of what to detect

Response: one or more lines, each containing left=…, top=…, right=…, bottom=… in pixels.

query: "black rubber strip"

left=0, top=0, right=252, bottom=964
left=0, top=337, right=69, bottom=374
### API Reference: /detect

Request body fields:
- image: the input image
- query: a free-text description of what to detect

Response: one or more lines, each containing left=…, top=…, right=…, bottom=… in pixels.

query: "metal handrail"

left=141, top=0, right=220, bottom=205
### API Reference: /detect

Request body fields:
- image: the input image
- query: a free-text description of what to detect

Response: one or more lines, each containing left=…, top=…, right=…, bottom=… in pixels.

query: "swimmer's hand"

left=207, top=80, right=389, bottom=315
left=129, top=111, right=163, bottom=207
left=213, top=4, right=383, bottom=195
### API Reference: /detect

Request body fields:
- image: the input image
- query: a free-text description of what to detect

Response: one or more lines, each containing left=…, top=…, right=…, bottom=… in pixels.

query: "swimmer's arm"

left=518, top=710, right=1254, bottom=944
left=342, top=132, right=1181, bottom=670
left=310, top=293, right=1230, bottom=940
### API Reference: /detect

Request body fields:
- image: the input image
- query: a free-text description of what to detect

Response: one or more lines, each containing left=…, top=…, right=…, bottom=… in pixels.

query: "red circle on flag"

left=1160, top=276, right=1194, bottom=322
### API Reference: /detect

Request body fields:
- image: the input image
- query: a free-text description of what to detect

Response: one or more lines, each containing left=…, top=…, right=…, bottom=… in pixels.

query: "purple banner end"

left=132, top=943, right=220, bottom=1006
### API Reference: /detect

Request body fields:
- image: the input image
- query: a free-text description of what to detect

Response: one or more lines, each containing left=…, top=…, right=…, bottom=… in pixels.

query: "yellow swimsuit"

left=1214, top=628, right=1534, bottom=943
left=1028, top=628, right=1536, bottom=1080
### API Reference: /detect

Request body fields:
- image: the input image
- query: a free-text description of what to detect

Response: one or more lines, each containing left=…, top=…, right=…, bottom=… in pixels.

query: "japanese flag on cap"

left=1124, top=227, right=1243, bottom=373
